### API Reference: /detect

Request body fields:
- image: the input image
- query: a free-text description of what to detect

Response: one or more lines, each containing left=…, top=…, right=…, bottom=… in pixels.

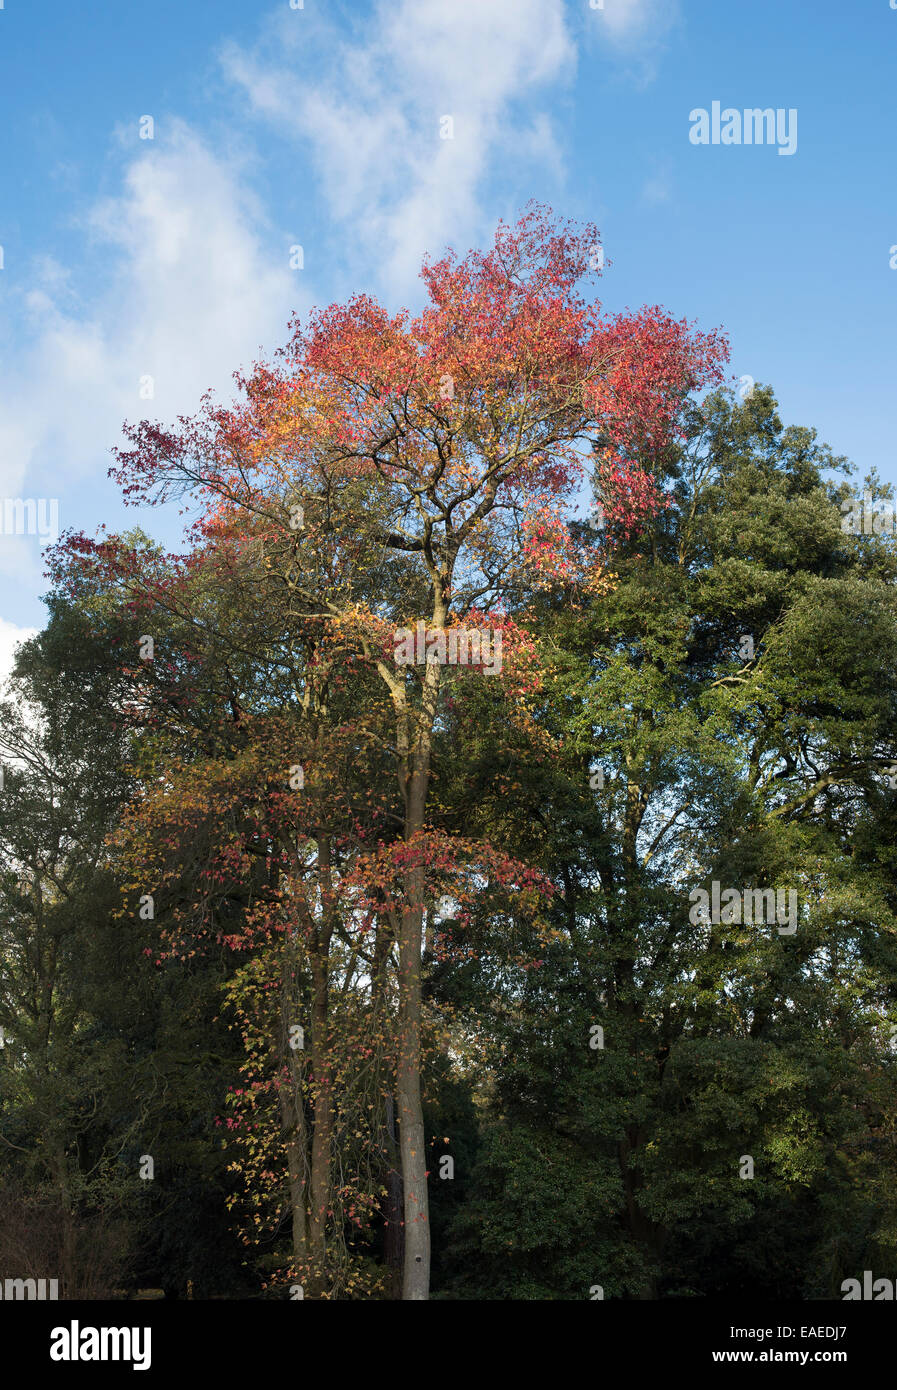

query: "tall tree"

left=436, top=385, right=897, bottom=1297
left=0, top=606, right=136, bottom=1293
left=61, top=204, right=727, bottom=1297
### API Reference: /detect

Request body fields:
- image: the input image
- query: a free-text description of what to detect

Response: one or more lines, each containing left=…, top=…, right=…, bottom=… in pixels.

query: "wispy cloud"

left=583, top=0, right=680, bottom=86
left=1, top=1, right=580, bottom=614
left=0, top=618, right=38, bottom=686
left=0, top=122, right=299, bottom=589
left=592, top=0, right=676, bottom=42
left=221, top=0, right=577, bottom=298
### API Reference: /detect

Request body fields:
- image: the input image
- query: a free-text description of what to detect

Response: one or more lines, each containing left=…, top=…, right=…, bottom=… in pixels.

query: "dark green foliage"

left=433, top=388, right=897, bottom=1298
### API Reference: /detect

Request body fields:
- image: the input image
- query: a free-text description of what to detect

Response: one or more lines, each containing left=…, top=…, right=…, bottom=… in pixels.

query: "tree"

left=436, top=385, right=897, bottom=1297
left=57, top=204, right=727, bottom=1297
left=0, top=599, right=256, bottom=1299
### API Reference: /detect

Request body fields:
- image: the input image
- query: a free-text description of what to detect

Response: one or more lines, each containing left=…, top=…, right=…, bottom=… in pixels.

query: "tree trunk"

left=371, top=921, right=404, bottom=1296
left=386, top=612, right=444, bottom=1299
left=397, top=776, right=432, bottom=1299
left=308, top=950, right=333, bottom=1288
left=279, top=960, right=309, bottom=1272
left=383, top=1094, right=405, bottom=1298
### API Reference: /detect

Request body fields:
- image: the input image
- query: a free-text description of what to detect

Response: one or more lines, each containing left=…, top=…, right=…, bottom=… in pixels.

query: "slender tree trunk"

left=384, top=607, right=445, bottom=1299
left=308, top=950, right=333, bottom=1285
left=383, top=1093, right=405, bottom=1297
left=397, top=890, right=428, bottom=1295
left=397, top=757, right=434, bottom=1299
left=372, top=923, right=404, bottom=1296
left=279, top=959, right=309, bottom=1271
left=307, top=835, right=335, bottom=1295
left=280, top=1085, right=309, bottom=1267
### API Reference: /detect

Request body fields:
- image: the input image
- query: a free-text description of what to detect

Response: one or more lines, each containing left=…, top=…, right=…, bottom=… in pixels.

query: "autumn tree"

left=62, top=204, right=727, bottom=1297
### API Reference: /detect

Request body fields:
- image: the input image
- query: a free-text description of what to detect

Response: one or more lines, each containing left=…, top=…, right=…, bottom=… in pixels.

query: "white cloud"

left=589, top=0, right=677, bottom=43
left=222, top=0, right=576, bottom=298
left=2, top=1, right=578, bottom=614
left=1, top=1, right=583, bottom=625
left=0, top=619, right=37, bottom=686
left=583, top=0, right=680, bottom=87
left=0, top=122, right=300, bottom=558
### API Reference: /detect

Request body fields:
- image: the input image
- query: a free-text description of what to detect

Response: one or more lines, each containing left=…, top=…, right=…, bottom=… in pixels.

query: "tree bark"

left=383, top=1093, right=405, bottom=1298
left=397, top=866, right=429, bottom=1298
left=279, top=958, right=309, bottom=1271
left=308, top=949, right=333, bottom=1284
left=393, top=656, right=440, bottom=1299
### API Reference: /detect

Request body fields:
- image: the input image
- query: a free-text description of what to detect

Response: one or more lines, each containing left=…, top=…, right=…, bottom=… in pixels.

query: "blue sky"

left=1, top=0, right=895, bottom=663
